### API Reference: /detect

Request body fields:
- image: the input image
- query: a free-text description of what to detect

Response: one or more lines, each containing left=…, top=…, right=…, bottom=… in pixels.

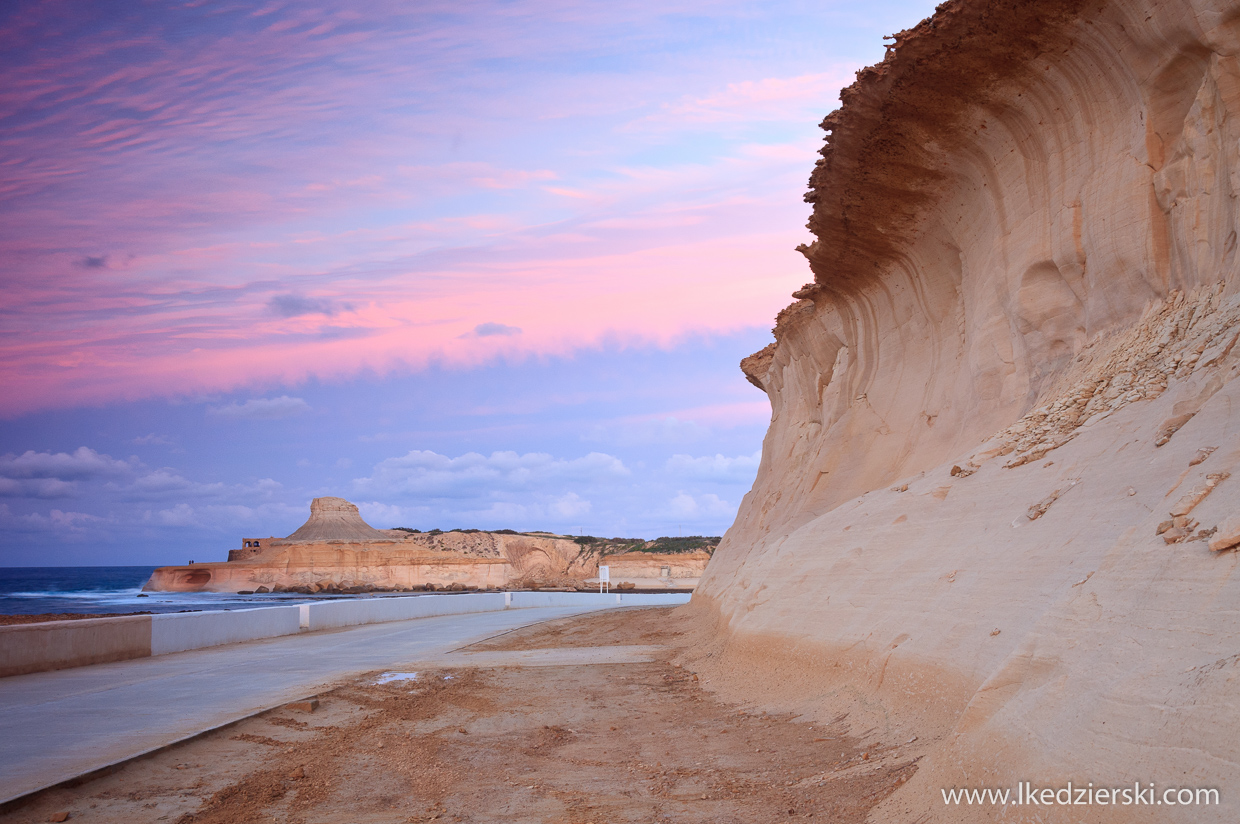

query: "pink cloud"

left=643, top=70, right=856, bottom=126
left=472, top=169, right=558, bottom=189
left=0, top=0, right=867, bottom=417
left=0, top=130, right=818, bottom=414
left=609, top=401, right=773, bottom=432
left=0, top=226, right=806, bottom=414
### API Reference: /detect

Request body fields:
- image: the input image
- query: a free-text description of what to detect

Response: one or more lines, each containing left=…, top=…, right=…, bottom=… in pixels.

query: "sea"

left=0, top=566, right=341, bottom=616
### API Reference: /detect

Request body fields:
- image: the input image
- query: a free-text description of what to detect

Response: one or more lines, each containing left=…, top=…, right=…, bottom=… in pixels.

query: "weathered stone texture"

left=691, top=2, right=1240, bottom=821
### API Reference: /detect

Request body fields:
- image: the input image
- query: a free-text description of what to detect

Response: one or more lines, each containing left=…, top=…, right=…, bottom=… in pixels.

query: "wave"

left=5, top=589, right=147, bottom=599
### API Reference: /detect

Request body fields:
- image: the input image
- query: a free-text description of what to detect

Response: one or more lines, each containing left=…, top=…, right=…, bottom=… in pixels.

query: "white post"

left=598, top=565, right=610, bottom=594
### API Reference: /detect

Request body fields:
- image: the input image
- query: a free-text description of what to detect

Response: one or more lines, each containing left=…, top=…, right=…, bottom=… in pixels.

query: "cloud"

left=471, top=169, right=557, bottom=189
left=658, top=72, right=851, bottom=124
left=474, top=501, right=532, bottom=522
left=0, top=447, right=132, bottom=481
left=123, top=470, right=282, bottom=501
left=344, top=449, right=634, bottom=532
left=133, top=433, right=176, bottom=446
left=469, top=322, right=523, bottom=337
left=551, top=492, right=591, bottom=519
left=356, top=500, right=406, bottom=526
left=354, top=449, right=630, bottom=499
left=0, top=446, right=137, bottom=499
left=10, top=507, right=109, bottom=533
left=128, top=469, right=223, bottom=497
left=268, top=294, right=348, bottom=318
left=139, top=501, right=301, bottom=534
left=668, top=491, right=732, bottom=517
left=664, top=450, right=761, bottom=482
left=0, top=0, right=891, bottom=419
left=0, top=478, right=78, bottom=499
left=0, top=1, right=819, bottom=418
left=584, top=402, right=770, bottom=446
left=583, top=415, right=713, bottom=446
left=151, top=502, right=198, bottom=527
left=207, top=396, right=311, bottom=420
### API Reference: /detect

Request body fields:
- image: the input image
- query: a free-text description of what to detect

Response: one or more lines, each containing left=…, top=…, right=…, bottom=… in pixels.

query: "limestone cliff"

left=690, top=1, right=1240, bottom=821
left=145, top=498, right=706, bottom=593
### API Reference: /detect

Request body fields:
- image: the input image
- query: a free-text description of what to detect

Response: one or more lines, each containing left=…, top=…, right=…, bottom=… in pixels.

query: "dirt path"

left=2, top=607, right=915, bottom=824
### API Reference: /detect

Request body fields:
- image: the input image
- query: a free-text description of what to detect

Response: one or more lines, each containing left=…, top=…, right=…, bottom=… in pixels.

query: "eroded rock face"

left=144, top=498, right=708, bottom=592
left=693, top=1, right=1240, bottom=820
left=280, top=496, right=396, bottom=543
left=146, top=531, right=598, bottom=592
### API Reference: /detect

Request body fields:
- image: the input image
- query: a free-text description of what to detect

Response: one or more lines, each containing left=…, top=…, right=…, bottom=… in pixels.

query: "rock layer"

left=144, top=499, right=706, bottom=593
left=280, top=497, right=395, bottom=543
left=691, top=1, right=1240, bottom=821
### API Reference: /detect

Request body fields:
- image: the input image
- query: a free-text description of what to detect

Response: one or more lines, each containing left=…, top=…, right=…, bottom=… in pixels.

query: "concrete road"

left=0, top=604, right=607, bottom=803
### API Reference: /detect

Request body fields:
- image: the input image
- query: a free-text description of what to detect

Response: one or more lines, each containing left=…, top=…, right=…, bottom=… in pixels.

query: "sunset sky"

left=0, top=0, right=938, bottom=566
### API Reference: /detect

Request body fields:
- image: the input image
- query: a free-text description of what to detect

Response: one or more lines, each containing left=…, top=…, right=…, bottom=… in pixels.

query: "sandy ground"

left=1, top=607, right=915, bottom=824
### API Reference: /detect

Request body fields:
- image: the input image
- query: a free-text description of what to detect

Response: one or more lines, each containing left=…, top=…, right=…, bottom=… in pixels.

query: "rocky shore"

left=145, top=497, right=711, bottom=594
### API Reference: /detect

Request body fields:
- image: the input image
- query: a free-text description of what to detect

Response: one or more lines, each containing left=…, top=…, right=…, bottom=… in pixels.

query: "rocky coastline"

left=144, top=497, right=712, bottom=594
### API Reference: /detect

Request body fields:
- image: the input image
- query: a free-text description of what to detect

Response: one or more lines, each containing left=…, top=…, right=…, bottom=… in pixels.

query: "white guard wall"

left=302, top=591, right=692, bottom=631
left=507, top=592, right=692, bottom=608
left=303, top=592, right=507, bottom=631
left=151, top=606, right=302, bottom=655
left=2, top=591, right=694, bottom=678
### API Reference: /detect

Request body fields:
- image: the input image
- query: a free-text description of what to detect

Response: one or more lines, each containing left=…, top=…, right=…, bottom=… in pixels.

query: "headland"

left=144, top=497, right=712, bottom=594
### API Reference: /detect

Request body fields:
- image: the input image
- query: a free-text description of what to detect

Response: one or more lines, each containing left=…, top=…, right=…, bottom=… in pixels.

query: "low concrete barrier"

left=304, top=592, right=506, bottom=631
left=1, top=591, right=692, bottom=678
left=151, top=606, right=302, bottom=655
left=613, top=592, right=693, bottom=606
left=507, top=591, right=692, bottom=608
left=0, top=616, right=152, bottom=678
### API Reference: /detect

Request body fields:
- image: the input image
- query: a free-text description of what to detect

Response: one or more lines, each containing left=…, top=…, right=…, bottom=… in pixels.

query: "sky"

left=0, top=0, right=939, bottom=566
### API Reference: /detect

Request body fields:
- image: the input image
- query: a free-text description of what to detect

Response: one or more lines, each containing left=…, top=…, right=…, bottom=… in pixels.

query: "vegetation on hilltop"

left=571, top=535, right=721, bottom=554
left=389, top=528, right=721, bottom=556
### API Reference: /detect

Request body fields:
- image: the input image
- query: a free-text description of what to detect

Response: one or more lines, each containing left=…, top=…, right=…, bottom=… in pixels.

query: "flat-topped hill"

left=279, top=497, right=396, bottom=543
left=144, top=499, right=713, bottom=594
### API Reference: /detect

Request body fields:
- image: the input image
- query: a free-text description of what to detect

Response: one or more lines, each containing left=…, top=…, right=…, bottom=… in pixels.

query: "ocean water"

left=0, top=566, right=339, bottom=615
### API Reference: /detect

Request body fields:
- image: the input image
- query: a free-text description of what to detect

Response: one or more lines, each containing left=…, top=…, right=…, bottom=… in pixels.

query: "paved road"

left=0, top=605, right=606, bottom=803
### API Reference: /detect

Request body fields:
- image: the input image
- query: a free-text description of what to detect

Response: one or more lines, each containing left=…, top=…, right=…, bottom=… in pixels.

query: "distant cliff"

left=691, top=1, right=1240, bottom=821
left=144, top=497, right=708, bottom=593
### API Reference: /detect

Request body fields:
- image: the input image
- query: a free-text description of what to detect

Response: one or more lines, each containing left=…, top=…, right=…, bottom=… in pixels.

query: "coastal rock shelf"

left=144, top=497, right=708, bottom=593
left=690, top=1, right=1240, bottom=821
